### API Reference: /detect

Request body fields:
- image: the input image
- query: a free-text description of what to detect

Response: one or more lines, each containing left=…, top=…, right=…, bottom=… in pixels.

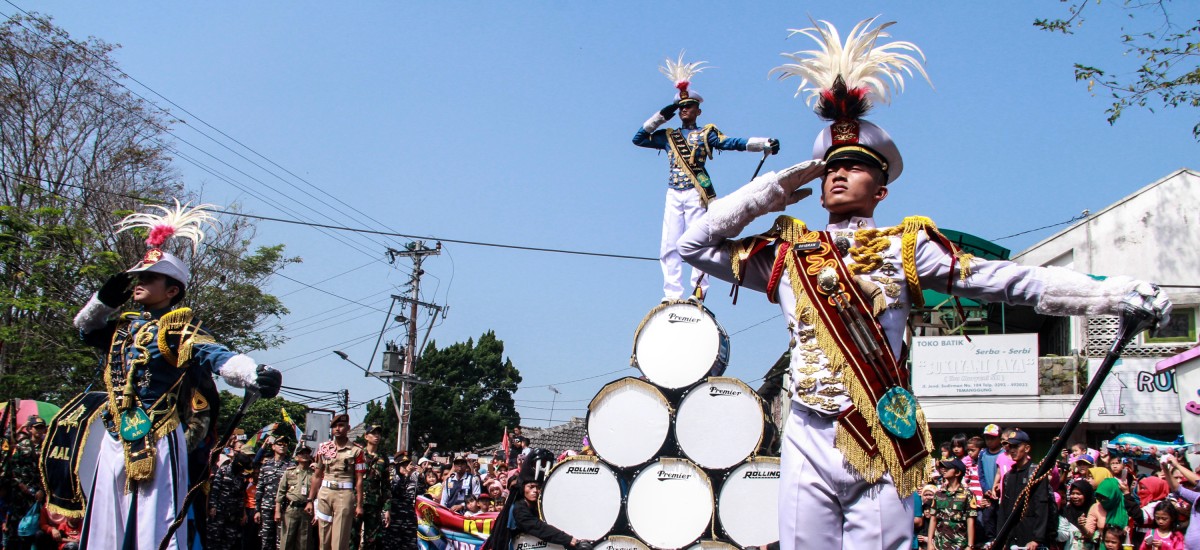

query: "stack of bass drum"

left=530, top=300, right=781, bottom=550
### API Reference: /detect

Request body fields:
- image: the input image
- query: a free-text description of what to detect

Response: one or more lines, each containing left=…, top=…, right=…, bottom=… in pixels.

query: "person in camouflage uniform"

left=209, top=451, right=251, bottom=549
left=352, top=425, right=390, bottom=550
left=382, top=456, right=417, bottom=550
left=4, top=416, right=46, bottom=550
left=926, top=458, right=977, bottom=550
left=276, top=445, right=316, bottom=550
left=257, top=435, right=294, bottom=550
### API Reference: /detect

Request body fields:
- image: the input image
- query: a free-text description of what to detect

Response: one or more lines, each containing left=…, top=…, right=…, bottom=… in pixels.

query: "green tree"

left=0, top=14, right=296, bottom=403
left=1035, top=0, right=1199, bottom=138
left=409, top=331, right=521, bottom=452
left=216, top=390, right=308, bottom=443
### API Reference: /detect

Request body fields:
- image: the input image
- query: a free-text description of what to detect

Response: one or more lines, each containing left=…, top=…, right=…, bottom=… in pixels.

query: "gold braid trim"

left=156, top=307, right=196, bottom=366
left=957, top=253, right=976, bottom=281
left=782, top=232, right=933, bottom=496
left=45, top=502, right=86, bottom=519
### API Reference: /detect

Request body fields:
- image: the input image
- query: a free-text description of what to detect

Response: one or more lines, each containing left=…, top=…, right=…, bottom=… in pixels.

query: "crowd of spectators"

left=915, top=425, right=1200, bottom=550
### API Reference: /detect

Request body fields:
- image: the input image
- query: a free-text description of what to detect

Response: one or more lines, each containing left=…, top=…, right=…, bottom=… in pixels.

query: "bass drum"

left=626, top=458, right=713, bottom=550
left=595, top=535, right=650, bottom=550
left=674, top=377, right=765, bottom=470
left=541, top=456, right=623, bottom=541
left=39, top=392, right=108, bottom=516
left=717, top=457, right=780, bottom=547
left=685, top=541, right=737, bottom=550
left=513, top=534, right=566, bottom=550
left=631, top=300, right=729, bottom=389
left=587, top=378, right=671, bottom=469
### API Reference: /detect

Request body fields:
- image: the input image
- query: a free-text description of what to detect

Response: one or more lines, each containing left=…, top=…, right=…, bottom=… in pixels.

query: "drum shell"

left=673, top=377, right=767, bottom=471
left=631, top=301, right=730, bottom=390
left=625, top=458, right=714, bottom=550
left=540, top=455, right=625, bottom=541
left=586, top=377, right=675, bottom=470
left=514, top=534, right=567, bottom=550
left=595, top=535, right=651, bottom=550
left=715, top=456, right=781, bottom=547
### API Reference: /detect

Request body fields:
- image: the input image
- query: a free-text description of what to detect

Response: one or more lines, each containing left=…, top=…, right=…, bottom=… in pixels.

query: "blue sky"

left=19, top=2, right=1197, bottom=431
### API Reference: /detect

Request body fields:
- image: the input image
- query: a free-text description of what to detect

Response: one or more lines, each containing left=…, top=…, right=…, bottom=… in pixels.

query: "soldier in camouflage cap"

left=352, top=425, right=391, bottom=550
left=383, top=456, right=418, bottom=550
left=256, top=435, right=294, bottom=549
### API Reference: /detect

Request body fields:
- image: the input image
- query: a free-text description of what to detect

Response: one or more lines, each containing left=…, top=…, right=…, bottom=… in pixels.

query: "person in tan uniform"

left=277, top=444, right=316, bottom=550
left=306, top=414, right=365, bottom=549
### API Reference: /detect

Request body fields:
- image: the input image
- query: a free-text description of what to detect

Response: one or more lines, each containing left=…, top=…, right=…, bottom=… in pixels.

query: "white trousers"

left=780, top=404, right=913, bottom=550
left=660, top=188, right=708, bottom=299
left=81, top=426, right=187, bottom=550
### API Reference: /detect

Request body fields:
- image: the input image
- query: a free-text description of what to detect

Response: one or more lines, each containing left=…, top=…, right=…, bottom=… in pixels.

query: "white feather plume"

left=659, top=50, right=709, bottom=86
left=115, top=199, right=219, bottom=252
left=770, top=16, right=931, bottom=108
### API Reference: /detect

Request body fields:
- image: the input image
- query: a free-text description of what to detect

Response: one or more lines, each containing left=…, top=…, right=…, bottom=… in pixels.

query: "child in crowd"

left=927, top=458, right=976, bottom=550
left=1140, top=501, right=1184, bottom=550
left=463, top=495, right=483, bottom=517
left=1102, top=525, right=1127, bottom=550
left=963, top=436, right=986, bottom=507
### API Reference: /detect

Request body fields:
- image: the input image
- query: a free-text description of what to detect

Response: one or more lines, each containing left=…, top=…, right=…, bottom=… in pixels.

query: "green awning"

left=922, top=289, right=981, bottom=308
left=917, top=228, right=1008, bottom=309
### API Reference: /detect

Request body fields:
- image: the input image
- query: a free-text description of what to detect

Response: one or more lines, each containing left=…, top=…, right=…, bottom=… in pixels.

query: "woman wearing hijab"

left=1061, top=479, right=1097, bottom=549
left=1090, top=467, right=1114, bottom=487
left=1062, top=481, right=1096, bottom=532
left=1133, top=476, right=1170, bottom=548
left=1085, top=477, right=1142, bottom=544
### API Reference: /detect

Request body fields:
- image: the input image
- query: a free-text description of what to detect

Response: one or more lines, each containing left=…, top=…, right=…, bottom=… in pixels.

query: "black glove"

left=658, top=102, right=679, bottom=120
left=768, top=138, right=781, bottom=155
left=573, top=542, right=593, bottom=550
left=255, top=365, right=282, bottom=399
left=97, top=272, right=134, bottom=307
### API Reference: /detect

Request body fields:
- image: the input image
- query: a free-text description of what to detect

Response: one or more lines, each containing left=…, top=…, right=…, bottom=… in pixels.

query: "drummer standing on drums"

left=679, top=17, right=1172, bottom=550
left=70, top=201, right=282, bottom=549
left=633, top=52, right=779, bottom=302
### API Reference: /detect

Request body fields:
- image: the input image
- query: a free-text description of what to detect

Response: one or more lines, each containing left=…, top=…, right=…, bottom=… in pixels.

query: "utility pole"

left=386, top=241, right=443, bottom=453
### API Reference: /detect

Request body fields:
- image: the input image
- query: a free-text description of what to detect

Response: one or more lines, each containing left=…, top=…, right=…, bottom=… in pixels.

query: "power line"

left=6, top=170, right=656, bottom=262
left=0, top=3, right=408, bottom=255
left=0, top=16, right=405, bottom=266
left=992, top=211, right=1090, bottom=241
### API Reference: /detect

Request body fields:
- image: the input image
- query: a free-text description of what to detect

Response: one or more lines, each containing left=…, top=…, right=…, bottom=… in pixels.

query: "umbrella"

left=0, top=399, right=62, bottom=430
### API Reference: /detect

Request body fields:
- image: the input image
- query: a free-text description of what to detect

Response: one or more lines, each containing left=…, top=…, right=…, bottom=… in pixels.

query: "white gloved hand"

left=705, top=159, right=824, bottom=237
left=1122, top=281, right=1172, bottom=332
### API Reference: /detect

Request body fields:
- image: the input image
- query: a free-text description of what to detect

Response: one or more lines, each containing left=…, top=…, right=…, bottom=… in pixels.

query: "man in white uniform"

left=633, top=53, right=778, bottom=301
left=679, top=18, right=1170, bottom=549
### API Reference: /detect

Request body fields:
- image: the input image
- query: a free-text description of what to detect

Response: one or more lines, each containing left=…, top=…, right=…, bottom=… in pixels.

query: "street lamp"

left=547, top=385, right=560, bottom=428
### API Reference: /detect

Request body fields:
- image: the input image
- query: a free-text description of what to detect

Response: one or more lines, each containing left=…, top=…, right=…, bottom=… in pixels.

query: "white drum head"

left=587, top=378, right=671, bottom=468
left=675, top=377, right=764, bottom=470
left=514, top=534, right=566, bottom=550
left=633, top=302, right=728, bottom=389
left=626, top=458, right=713, bottom=549
left=718, top=457, right=780, bottom=547
left=541, top=456, right=622, bottom=540
left=595, top=536, right=650, bottom=550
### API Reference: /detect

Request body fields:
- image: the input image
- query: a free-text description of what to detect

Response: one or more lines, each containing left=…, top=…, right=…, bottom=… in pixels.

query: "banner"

left=911, top=334, right=1039, bottom=396
left=417, top=496, right=497, bottom=550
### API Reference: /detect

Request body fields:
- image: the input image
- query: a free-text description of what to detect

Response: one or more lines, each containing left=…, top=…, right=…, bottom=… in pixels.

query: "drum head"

left=718, top=457, right=780, bottom=547
left=596, top=536, right=650, bottom=550
left=626, top=458, right=713, bottom=549
left=541, top=456, right=622, bottom=540
left=675, top=377, right=764, bottom=470
left=587, top=378, right=671, bottom=468
left=633, top=302, right=729, bottom=389
left=514, top=534, right=566, bottom=550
